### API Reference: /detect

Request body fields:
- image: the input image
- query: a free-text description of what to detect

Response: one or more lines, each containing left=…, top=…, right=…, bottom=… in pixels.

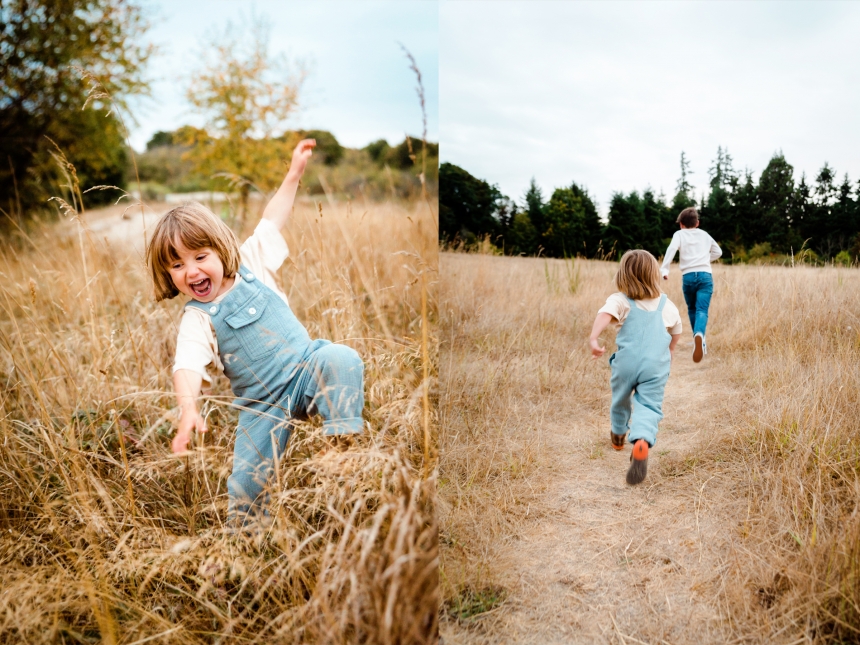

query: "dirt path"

left=444, top=327, right=747, bottom=644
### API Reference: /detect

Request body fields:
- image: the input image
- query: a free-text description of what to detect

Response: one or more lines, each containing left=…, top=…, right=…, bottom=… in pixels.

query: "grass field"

left=0, top=196, right=438, bottom=644
left=439, top=251, right=860, bottom=643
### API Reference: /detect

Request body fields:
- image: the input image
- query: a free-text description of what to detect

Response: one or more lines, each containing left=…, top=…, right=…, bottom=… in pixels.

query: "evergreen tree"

left=756, top=153, right=798, bottom=253
left=731, top=170, right=760, bottom=252
left=641, top=189, right=670, bottom=256
left=701, top=146, right=736, bottom=243
left=671, top=151, right=697, bottom=215
left=794, top=173, right=816, bottom=253
left=522, top=178, right=546, bottom=247
left=603, top=191, right=644, bottom=258
left=811, top=164, right=838, bottom=256
left=831, top=174, right=858, bottom=252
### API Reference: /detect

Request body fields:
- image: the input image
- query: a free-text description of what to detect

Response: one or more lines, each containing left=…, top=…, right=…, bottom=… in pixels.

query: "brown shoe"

left=626, top=439, right=649, bottom=485
left=611, top=432, right=626, bottom=451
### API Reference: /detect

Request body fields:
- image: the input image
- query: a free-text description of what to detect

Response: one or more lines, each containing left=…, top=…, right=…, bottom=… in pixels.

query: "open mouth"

left=189, top=278, right=213, bottom=298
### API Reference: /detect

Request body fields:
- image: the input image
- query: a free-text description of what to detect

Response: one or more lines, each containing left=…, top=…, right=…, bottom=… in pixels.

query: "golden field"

left=0, top=196, right=437, bottom=644
left=440, top=251, right=860, bottom=644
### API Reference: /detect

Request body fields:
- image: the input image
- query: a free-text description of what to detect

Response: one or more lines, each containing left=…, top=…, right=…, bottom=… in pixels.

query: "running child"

left=146, top=139, right=365, bottom=524
left=589, top=250, right=682, bottom=485
left=660, top=207, right=722, bottom=363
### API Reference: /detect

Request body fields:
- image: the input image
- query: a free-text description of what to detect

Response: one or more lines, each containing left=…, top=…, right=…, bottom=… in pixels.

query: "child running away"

left=146, top=139, right=365, bottom=525
left=660, top=207, right=722, bottom=363
left=589, top=250, right=682, bottom=485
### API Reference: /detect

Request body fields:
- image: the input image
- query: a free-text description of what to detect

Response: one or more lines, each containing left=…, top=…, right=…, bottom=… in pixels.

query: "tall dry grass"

left=439, top=250, right=860, bottom=642
left=704, top=263, right=860, bottom=641
left=0, top=196, right=438, bottom=644
left=439, top=253, right=613, bottom=624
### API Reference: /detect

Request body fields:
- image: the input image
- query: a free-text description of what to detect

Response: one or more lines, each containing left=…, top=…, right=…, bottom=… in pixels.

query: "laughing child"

left=589, top=250, right=681, bottom=485
left=146, top=139, right=365, bottom=524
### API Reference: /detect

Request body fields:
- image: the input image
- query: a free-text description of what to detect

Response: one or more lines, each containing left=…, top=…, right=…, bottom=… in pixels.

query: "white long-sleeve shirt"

left=660, top=228, right=722, bottom=278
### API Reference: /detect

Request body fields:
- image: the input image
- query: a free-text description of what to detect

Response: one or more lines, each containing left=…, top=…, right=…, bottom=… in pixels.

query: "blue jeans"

left=681, top=272, right=713, bottom=337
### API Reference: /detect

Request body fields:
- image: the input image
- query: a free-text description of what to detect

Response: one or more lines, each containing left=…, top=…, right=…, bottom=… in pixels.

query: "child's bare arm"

left=589, top=312, right=616, bottom=358
left=669, top=333, right=681, bottom=358
left=172, top=369, right=206, bottom=454
left=262, top=139, right=316, bottom=231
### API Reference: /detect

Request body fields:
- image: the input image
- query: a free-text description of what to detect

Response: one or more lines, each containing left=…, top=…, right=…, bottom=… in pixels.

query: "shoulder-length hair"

left=615, top=249, right=662, bottom=300
left=145, top=202, right=240, bottom=301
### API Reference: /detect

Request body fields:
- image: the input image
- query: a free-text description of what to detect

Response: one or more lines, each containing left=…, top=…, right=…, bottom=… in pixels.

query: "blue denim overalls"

left=608, top=295, right=672, bottom=447
left=186, top=265, right=364, bottom=521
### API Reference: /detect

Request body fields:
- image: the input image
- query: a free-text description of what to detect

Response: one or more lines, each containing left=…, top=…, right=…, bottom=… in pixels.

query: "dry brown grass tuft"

left=0, top=197, right=438, bottom=644
left=704, top=264, right=860, bottom=641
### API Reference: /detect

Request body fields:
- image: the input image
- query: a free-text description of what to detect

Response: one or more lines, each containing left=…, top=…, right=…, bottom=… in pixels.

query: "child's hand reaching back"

left=589, top=312, right=615, bottom=360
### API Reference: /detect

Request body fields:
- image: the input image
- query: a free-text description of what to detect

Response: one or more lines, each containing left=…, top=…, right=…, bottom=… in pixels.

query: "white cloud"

left=441, top=0, right=860, bottom=212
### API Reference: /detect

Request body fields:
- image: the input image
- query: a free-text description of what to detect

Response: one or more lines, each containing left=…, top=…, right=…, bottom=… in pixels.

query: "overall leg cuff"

left=322, top=417, right=365, bottom=436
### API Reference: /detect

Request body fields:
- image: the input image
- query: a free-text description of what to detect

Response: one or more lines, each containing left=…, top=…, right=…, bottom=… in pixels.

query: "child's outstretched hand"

left=287, top=138, right=316, bottom=180
left=590, top=338, right=606, bottom=359
left=172, top=408, right=207, bottom=454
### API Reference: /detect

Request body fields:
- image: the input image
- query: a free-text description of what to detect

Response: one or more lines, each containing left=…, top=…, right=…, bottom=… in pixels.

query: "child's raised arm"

left=589, top=312, right=616, bottom=358
left=262, top=138, right=316, bottom=231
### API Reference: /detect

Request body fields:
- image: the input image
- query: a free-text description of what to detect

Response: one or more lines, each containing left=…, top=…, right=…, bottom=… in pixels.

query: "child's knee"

left=317, top=343, right=364, bottom=381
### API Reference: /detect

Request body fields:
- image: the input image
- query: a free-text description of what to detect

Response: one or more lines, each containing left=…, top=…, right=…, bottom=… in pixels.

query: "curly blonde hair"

left=615, top=249, right=662, bottom=300
left=145, top=202, right=240, bottom=301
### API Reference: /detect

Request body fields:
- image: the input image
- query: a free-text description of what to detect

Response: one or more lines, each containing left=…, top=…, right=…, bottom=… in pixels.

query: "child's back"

left=660, top=208, right=721, bottom=363
left=660, top=227, right=721, bottom=278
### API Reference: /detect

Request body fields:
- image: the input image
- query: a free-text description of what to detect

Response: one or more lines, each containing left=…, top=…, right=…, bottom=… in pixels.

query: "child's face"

left=167, top=240, right=233, bottom=302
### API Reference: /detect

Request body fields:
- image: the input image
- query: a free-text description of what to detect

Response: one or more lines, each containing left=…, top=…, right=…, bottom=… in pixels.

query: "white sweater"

left=660, top=228, right=722, bottom=278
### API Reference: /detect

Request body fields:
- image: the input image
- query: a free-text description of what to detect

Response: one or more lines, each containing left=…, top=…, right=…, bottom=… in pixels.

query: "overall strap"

left=656, top=293, right=667, bottom=312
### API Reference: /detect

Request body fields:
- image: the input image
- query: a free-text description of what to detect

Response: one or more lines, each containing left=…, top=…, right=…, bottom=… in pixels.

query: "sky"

left=440, top=1, right=860, bottom=215
left=127, top=0, right=438, bottom=151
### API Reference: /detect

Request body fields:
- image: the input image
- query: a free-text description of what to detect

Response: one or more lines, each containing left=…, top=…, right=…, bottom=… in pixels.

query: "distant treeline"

left=440, top=149, right=860, bottom=263
left=136, top=128, right=438, bottom=203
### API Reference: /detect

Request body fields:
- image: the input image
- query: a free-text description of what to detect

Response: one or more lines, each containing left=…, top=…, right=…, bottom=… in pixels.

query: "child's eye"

left=196, top=254, right=207, bottom=261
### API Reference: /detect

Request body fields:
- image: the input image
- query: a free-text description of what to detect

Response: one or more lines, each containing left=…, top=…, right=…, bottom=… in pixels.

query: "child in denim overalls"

left=589, top=250, right=682, bottom=484
left=146, top=139, right=364, bottom=523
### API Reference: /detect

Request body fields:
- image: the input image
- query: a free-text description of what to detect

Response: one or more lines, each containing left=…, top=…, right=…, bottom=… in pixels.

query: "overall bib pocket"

left=225, top=293, right=282, bottom=362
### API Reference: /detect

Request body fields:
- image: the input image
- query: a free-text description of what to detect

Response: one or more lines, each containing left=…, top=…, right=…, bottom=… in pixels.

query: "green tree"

left=0, top=0, right=152, bottom=219
left=700, top=146, right=736, bottom=244
left=756, top=153, right=800, bottom=253
left=522, top=177, right=546, bottom=243
left=542, top=186, right=586, bottom=257
left=185, top=18, right=305, bottom=223
left=439, top=162, right=502, bottom=244
left=671, top=151, right=697, bottom=215
left=603, top=191, right=644, bottom=258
